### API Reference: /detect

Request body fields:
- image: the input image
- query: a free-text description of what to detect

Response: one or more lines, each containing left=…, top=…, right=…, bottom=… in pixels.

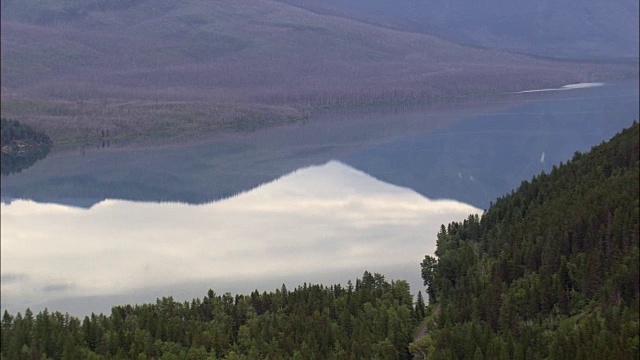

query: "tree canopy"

left=1, top=272, right=425, bottom=359
left=416, top=121, right=639, bottom=359
left=1, top=117, right=52, bottom=175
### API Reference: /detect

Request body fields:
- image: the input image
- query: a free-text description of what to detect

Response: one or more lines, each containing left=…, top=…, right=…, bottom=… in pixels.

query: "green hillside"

left=415, top=122, right=640, bottom=359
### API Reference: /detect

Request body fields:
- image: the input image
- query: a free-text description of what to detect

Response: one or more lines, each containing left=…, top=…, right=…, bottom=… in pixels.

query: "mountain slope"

left=1, top=0, right=634, bottom=146
left=279, top=0, right=640, bottom=61
left=416, top=122, right=639, bottom=358
left=2, top=0, right=618, bottom=96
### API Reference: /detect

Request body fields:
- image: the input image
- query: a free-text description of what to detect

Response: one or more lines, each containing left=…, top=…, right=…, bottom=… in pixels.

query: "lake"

left=1, top=81, right=638, bottom=317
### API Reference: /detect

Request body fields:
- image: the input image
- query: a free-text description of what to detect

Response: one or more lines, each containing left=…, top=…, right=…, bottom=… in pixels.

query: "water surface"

left=2, top=161, right=480, bottom=315
left=1, top=81, right=638, bottom=316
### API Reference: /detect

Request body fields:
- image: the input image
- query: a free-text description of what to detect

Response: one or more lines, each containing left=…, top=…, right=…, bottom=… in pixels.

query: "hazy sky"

left=1, top=160, right=480, bottom=316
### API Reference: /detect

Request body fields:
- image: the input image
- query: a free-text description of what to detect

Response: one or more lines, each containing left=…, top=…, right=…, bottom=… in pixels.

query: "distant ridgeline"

left=1, top=118, right=52, bottom=176
left=417, top=122, right=639, bottom=359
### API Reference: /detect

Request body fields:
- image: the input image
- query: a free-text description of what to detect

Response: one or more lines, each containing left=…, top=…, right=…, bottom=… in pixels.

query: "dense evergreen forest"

left=0, top=272, right=424, bottom=359
left=1, top=118, right=52, bottom=175
left=1, top=123, right=637, bottom=359
left=416, top=122, right=639, bottom=359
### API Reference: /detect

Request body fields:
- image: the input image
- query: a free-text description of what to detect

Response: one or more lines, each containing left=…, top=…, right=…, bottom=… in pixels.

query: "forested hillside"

left=0, top=272, right=424, bottom=359
left=416, top=122, right=639, bottom=359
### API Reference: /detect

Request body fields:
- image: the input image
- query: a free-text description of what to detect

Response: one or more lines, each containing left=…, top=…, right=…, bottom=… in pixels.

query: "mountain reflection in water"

left=1, top=161, right=480, bottom=316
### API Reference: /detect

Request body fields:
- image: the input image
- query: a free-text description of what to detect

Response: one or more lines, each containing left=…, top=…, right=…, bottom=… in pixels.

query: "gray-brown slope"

left=1, top=0, right=635, bottom=146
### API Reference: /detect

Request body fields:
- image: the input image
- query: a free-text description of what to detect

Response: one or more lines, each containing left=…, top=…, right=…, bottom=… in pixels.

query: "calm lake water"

left=1, top=81, right=638, bottom=316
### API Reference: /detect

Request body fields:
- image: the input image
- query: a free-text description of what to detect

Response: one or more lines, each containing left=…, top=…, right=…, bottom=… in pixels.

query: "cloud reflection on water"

left=1, top=161, right=480, bottom=315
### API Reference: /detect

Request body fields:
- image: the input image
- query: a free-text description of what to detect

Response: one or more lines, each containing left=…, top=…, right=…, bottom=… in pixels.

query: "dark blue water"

left=343, top=82, right=639, bottom=208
